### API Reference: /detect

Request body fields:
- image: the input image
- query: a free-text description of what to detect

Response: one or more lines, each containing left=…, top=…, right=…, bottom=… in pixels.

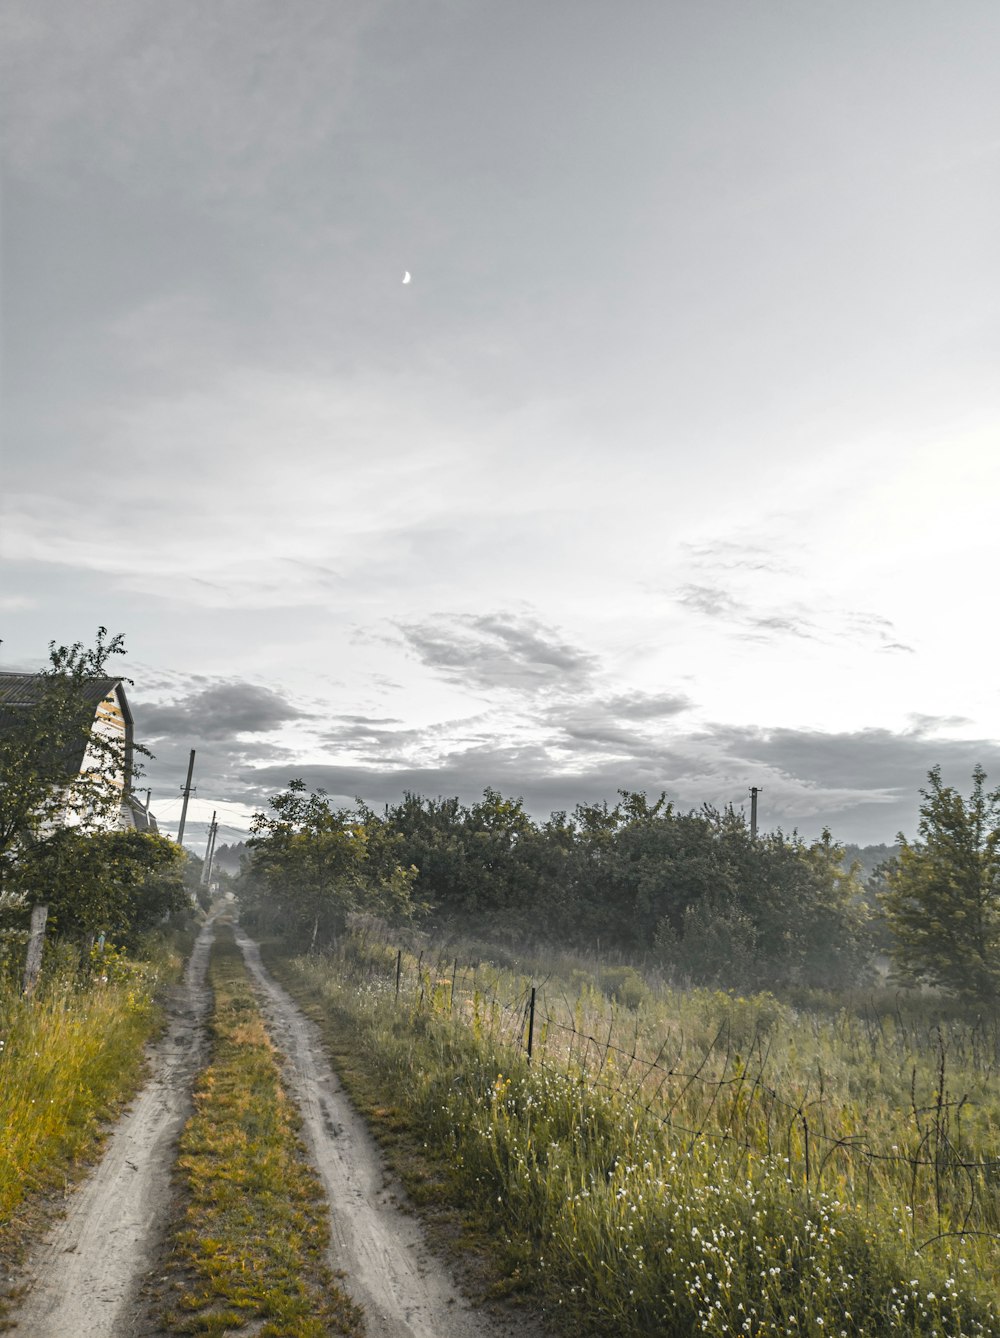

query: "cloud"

left=135, top=681, right=308, bottom=743
left=601, top=690, right=693, bottom=720
left=680, top=538, right=795, bottom=575
left=397, top=612, right=598, bottom=694
left=321, top=716, right=429, bottom=763
left=675, top=578, right=916, bottom=654
left=845, top=610, right=915, bottom=654
left=691, top=722, right=1000, bottom=798
left=745, top=613, right=817, bottom=641
left=677, top=584, right=821, bottom=642
left=906, top=712, right=972, bottom=734
left=677, top=584, right=745, bottom=618
left=233, top=719, right=1000, bottom=849
left=559, top=722, right=656, bottom=755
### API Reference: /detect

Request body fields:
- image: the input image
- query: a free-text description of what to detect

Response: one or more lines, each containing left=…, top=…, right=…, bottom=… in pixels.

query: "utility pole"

left=202, top=812, right=219, bottom=886
left=750, top=786, right=760, bottom=841
left=176, top=749, right=196, bottom=847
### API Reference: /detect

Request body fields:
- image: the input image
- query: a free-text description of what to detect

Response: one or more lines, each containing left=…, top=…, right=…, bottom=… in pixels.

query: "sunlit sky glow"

left=2, top=1, right=999, bottom=850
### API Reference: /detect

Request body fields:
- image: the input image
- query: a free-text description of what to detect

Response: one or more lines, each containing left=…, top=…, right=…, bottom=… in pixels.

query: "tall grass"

left=0, top=940, right=173, bottom=1241
left=276, top=937, right=1000, bottom=1336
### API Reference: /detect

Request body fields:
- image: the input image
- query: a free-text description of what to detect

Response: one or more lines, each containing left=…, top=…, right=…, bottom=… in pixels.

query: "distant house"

left=0, top=672, right=157, bottom=833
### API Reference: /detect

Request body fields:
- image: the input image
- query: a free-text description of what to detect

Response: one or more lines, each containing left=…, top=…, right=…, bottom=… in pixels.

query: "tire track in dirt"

left=233, top=926, right=534, bottom=1338
left=9, top=917, right=216, bottom=1337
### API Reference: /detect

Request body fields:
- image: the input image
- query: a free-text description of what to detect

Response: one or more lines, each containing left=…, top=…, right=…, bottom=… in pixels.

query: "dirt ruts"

left=233, top=925, right=511, bottom=1338
left=9, top=917, right=217, bottom=1337
left=10, top=920, right=535, bottom=1337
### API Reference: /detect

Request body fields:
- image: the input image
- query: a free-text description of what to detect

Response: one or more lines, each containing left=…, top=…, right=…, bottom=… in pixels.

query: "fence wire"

left=333, top=935, right=1000, bottom=1249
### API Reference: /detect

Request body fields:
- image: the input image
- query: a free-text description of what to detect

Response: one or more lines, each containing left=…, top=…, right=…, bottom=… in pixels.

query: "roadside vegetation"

left=269, top=933, right=1000, bottom=1335
left=157, top=923, right=362, bottom=1337
left=0, top=934, right=186, bottom=1281
left=0, top=629, right=200, bottom=1313
left=240, top=765, right=1000, bottom=1333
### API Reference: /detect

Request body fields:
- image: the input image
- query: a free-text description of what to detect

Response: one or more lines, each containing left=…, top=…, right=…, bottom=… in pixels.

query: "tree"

left=241, top=781, right=415, bottom=948
left=384, top=789, right=545, bottom=927
left=651, top=812, right=871, bottom=991
left=882, top=766, right=1000, bottom=1003
left=0, top=628, right=143, bottom=894
left=12, top=828, right=189, bottom=943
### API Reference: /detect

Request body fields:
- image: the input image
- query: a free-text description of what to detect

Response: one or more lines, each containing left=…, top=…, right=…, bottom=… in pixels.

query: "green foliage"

left=882, top=766, right=1000, bottom=1003
left=0, top=944, right=165, bottom=1249
left=379, top=789, right=872, bottom=991
left=240, top=781, right=415, bottom=948
left=275, top=940, right=1000, bottom=1336
left=595, top=964, right=649, bottom=1010
left=383, top=788, right=543, bottom=921
left=0, top=629, right=144, bottom=888
left=0, top=629, right=180, bottom=960
left=9, top=828, right=189, bottom=944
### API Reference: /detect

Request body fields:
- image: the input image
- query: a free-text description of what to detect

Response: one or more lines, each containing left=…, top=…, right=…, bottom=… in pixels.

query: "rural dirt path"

left=233, top=924, right=530, bottom=1338
left=9, top=916, right=217, bottom=1337
left=10, top=917, right=539, bottom=1337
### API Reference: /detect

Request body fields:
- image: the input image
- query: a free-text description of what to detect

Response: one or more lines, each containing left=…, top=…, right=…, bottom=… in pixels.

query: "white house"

left=0, top=672, right=156, bottom=833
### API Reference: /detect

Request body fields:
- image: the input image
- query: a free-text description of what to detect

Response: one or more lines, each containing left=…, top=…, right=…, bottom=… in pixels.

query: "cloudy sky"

left=2, top=1, right=999, bottom=850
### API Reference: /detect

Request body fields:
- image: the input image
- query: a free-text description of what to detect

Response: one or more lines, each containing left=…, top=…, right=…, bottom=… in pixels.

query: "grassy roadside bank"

left=157, top=923, right=362, bottom=1337
left=0, top=931, right=189, bottom=1307
left=262, top=940, right=1000, bottom=1338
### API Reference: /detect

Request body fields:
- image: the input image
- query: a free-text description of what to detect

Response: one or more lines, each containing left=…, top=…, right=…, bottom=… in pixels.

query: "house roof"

left=0, top=672, right=128, bottom=711
left=0, top=672, right=136, bottom=793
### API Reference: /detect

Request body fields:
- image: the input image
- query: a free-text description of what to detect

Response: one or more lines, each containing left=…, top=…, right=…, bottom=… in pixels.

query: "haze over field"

left=2, top=1, right=999, bottom=846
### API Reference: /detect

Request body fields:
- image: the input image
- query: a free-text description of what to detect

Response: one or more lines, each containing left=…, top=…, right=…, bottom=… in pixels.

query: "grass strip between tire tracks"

left=159, top=923, right=363, bottom=1337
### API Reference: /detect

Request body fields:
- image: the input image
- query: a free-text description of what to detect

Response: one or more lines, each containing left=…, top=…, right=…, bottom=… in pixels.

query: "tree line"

left=6, top=629, right=999, bottom=1005
left=239, top=771, right=1000, bottom=1004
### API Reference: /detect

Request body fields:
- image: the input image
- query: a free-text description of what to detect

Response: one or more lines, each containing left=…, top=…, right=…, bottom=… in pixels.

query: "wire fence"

left=328, top=930, right=1000, bottom=1250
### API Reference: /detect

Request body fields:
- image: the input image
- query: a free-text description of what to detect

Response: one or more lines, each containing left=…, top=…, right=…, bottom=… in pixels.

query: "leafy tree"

left=380, top=786, right=872, bottom=987
left=0, top=628, right=144, bottom=895
left=11, top=828, right=189, bottom=943
left=653, top=815, right=871, bottom=990
left=882, top=766, right=1000, bottom=1003
left=384, top=793, right=476, bottom=916
left=242, top=781, right=415, bottom=948
left=384, top=789, right=545, bottom=926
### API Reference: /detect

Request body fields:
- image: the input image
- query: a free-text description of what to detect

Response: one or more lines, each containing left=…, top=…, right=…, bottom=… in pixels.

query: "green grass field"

left=272, top=933, right=1000, bottom=1336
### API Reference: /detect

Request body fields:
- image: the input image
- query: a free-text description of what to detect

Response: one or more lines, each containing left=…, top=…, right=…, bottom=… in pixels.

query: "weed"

left=268, top=934, right=1000, bottom=1335
left=159, top=926, right=362, bottom=1337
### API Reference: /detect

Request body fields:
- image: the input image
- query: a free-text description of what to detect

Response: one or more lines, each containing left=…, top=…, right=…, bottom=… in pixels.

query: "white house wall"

left=66, top=685, right=131, bottom=832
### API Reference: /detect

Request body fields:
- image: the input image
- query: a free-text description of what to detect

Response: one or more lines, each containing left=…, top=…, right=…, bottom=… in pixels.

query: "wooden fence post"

left=526, top=985, right=536, bottom=1062
left=395, top=949, right=402, bottom=1000
left=22, top=903, right=49, bottom=995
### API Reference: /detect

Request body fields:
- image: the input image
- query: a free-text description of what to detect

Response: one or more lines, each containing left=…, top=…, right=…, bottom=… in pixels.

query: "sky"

left=2, top=0, right=999, bottom=853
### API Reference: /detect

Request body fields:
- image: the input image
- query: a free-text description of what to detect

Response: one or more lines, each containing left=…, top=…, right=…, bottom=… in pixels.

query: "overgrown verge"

left=0, top=934, right=184, bottom=1252
left=264, top=943, right=1000, bottom=1338
left=158, top=924, right=363, bottom=1337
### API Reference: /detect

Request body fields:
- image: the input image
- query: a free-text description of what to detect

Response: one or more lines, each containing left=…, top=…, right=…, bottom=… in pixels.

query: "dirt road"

left=233, top=926, right=513, bottom=1338
left=10, top=917, right=216, bottom=1337
left=10, top=920, right=536, bottom=1337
